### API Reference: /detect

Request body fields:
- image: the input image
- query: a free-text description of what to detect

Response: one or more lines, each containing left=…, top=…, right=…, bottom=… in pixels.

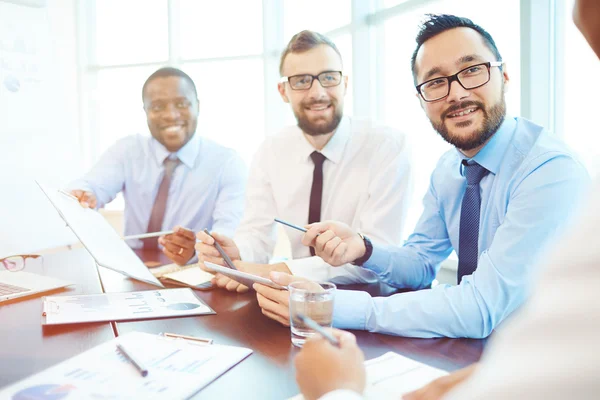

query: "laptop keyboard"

left=0, top=282, right=30, bottom=296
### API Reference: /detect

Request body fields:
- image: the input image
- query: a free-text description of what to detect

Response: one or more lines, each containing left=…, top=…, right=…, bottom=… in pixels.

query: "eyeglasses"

left=0, top=255, right=42, bottom=272
left=416, top=62, right=503, bottom=102
left=279, top=71, right=343, bottom=91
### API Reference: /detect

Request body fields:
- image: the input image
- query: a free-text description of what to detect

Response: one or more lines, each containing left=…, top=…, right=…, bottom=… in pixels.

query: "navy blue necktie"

left=457, top=160, right=489, bottom=283
left=308, top=151, right=326, bottom=256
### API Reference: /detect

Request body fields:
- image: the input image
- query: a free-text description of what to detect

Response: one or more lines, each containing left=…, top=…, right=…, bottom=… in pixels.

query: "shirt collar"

left=457, top=115, right=517, bottom=176
left=151, top=132, right=200, bottom=169
left=297, top=116, right=351, bottom=165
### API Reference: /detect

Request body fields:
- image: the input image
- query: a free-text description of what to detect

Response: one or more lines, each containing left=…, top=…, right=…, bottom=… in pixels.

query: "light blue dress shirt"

left=333, top=117, right=590, bottom=338
left=68, top=133, right=247, bottom=248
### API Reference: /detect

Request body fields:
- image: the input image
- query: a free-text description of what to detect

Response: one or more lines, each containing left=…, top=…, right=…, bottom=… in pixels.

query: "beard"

left=431, top=96, right=506, bottom=151
left=295, top=100, right=344, bottom=136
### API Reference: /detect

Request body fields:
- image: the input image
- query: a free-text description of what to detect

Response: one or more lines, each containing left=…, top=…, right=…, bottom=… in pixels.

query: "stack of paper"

left=290, top=351, right=448, bottom=400
left=0, top=331, right=252, bottom=399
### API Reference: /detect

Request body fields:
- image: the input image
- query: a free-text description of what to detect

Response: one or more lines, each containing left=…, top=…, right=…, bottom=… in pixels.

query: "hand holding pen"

left=195, top=229, right=240, bottom=270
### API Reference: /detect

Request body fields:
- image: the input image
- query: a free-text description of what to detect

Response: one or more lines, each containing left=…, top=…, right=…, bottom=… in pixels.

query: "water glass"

left=288, top=281, right=336, bottom=347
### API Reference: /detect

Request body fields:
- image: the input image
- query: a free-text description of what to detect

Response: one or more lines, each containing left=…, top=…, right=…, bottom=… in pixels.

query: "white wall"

left=0, top=0, right=81, bottom=256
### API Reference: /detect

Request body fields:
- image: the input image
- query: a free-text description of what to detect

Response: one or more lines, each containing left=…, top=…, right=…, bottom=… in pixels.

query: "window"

left=381, top=0, right=521, bottom=234
left=93, top=0, right=169, bottom=65
left=563, top=1, right=600, bottom=177
left=179, top=0, right=263, bottom=59
left=283, top=0, right=351, bottom=41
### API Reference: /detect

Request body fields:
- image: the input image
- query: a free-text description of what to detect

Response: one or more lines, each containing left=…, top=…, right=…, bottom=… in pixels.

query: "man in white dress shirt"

left=195, top=30, right=412, bottom=291
left=294, top=1, right=600, bottom=399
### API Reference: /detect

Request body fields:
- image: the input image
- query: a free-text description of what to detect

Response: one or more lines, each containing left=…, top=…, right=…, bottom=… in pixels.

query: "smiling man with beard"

left=68, top=67, right=247, bottom=266
left=252, top=14, right=589, bottom=340
left=194, top=30, right=412, bottom=289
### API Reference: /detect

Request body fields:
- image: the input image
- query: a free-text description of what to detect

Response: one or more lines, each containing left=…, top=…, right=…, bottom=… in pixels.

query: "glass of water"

left=288, top=281, right=336, bottom=347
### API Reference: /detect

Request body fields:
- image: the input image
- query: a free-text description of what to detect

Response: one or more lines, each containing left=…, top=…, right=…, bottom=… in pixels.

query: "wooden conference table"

left=0, top=248, right=487, bottom=399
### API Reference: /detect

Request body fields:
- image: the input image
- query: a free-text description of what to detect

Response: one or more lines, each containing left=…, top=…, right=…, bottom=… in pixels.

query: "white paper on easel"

left=42, top=288, right=214, bottom=325
left=36, top=182, right=163, bottom=287
left=0, top=331, right=252, bottom=399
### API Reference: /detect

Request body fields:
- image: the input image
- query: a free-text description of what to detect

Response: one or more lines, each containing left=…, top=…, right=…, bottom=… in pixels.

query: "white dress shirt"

left=68, top=133, right=247, bottom=248
left=233, top=116, right=412, bottom=284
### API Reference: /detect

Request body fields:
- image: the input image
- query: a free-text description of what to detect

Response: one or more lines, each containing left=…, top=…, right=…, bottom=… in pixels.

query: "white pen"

left=122, top=230, right=174, bottom=240
left=297, top=313, right=340, bottom=347
left=116, top=343, right=149, bottom=377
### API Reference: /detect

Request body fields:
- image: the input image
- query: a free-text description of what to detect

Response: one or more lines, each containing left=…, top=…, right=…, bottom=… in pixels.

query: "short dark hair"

left=279, top=30, right=343, bottom=75
left=141, top=67, right=198, bottom=101
left=410, top=14, right=503, bottom=81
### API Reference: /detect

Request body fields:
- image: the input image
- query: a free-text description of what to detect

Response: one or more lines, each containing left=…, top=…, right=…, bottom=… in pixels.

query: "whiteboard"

left=0, top=0, right=83, bottom=257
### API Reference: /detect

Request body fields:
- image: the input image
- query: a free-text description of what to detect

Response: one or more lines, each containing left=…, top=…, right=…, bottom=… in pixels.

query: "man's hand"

left=295, top=329, right=366, bottom=400
left=70, top=189, right=97, bottom=209
left=302, top=221, right=366, bottom=266
left=254, top=271, right=308, bottom=326
left=159, top=226, right=195, bottom=266
left=195, top=230, right=241, bottom=266
left=209, top=261, right=292, bottom=294
left=403, top=364, right=478, bottom=400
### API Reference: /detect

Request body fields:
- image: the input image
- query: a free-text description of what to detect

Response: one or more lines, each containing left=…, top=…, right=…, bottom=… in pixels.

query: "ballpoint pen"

left=297, top=313, right=340, bottom=347
left=116, top=343, right=149, bottom=377
left=203, top=229, right=237, bottom=270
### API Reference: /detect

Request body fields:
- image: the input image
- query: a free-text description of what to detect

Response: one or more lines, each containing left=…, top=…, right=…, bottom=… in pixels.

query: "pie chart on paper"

left=12, top=384, right=76, bottom=400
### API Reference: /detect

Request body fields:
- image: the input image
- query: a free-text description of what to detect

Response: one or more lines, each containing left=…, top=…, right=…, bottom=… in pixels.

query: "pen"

left=163, top=332, right=214, bottom=345
left=297, top=313, right=340, bottom=347
left=58, top=189, right=80, bottom=201
left=203, top=229, right=237, bottom=270
left=274, top=218, right=307, bottom=233
left=122, top=230, right=175, bottom=240
left=116, top=343, right=149, bottom=377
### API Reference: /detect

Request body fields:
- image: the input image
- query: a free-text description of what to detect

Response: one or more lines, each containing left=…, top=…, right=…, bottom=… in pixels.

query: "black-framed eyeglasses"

left=0, top=255, right=42, bottom=272
left=416, top=62, right=503, bottom=102
left=279, top=71, right=343, bottom=91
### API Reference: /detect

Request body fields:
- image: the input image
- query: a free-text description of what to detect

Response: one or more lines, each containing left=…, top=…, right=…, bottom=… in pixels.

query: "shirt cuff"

left=363, top=242, right=389, bottom=276
left=332, top=289, right=372, bottom=330
left=284, top=257, right=378, bottom=284
left=319, top=389, right=363, bottom=400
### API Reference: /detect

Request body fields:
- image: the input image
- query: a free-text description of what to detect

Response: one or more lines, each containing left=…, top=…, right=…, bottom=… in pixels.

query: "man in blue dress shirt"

left=254, top=14, right=589, bottom=339
left=68, top=67, right=247, bottom=265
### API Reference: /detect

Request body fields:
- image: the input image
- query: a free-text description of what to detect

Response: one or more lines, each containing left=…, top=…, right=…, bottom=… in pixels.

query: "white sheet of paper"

left=163, top=267, right=214, bottom=286
left=37, top=182, right=162, bottom=287
left=42, top=288, right=214, bottom=325
left=289, top=351, right=448, bottom=400
left=0, top=331, right=252, bottom=399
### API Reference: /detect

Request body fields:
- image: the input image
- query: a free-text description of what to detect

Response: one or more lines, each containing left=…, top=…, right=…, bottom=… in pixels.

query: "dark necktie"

left=143, top=157, right=180, bottom=249
left=308, top=151, right=326, bottom=256
left=457, top=160, right=489, bottom=283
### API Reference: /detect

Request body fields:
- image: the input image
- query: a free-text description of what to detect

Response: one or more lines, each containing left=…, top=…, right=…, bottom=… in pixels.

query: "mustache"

left=302, top=100, right=332, bottom=108
left=442, top=101, right=484, bottom=119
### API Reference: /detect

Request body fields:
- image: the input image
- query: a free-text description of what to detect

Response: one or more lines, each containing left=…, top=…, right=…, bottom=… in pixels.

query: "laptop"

left=0, top=271, right=73, bottom=303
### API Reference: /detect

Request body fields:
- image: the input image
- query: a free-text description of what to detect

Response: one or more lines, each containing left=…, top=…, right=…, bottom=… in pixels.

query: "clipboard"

left=36, top=181, right=163, bottom=287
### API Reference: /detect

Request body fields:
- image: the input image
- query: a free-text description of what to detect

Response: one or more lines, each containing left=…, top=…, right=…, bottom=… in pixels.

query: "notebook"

left=0, top=331, right=253, bottom=399
left=150, top=263, right=214, bottom=289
